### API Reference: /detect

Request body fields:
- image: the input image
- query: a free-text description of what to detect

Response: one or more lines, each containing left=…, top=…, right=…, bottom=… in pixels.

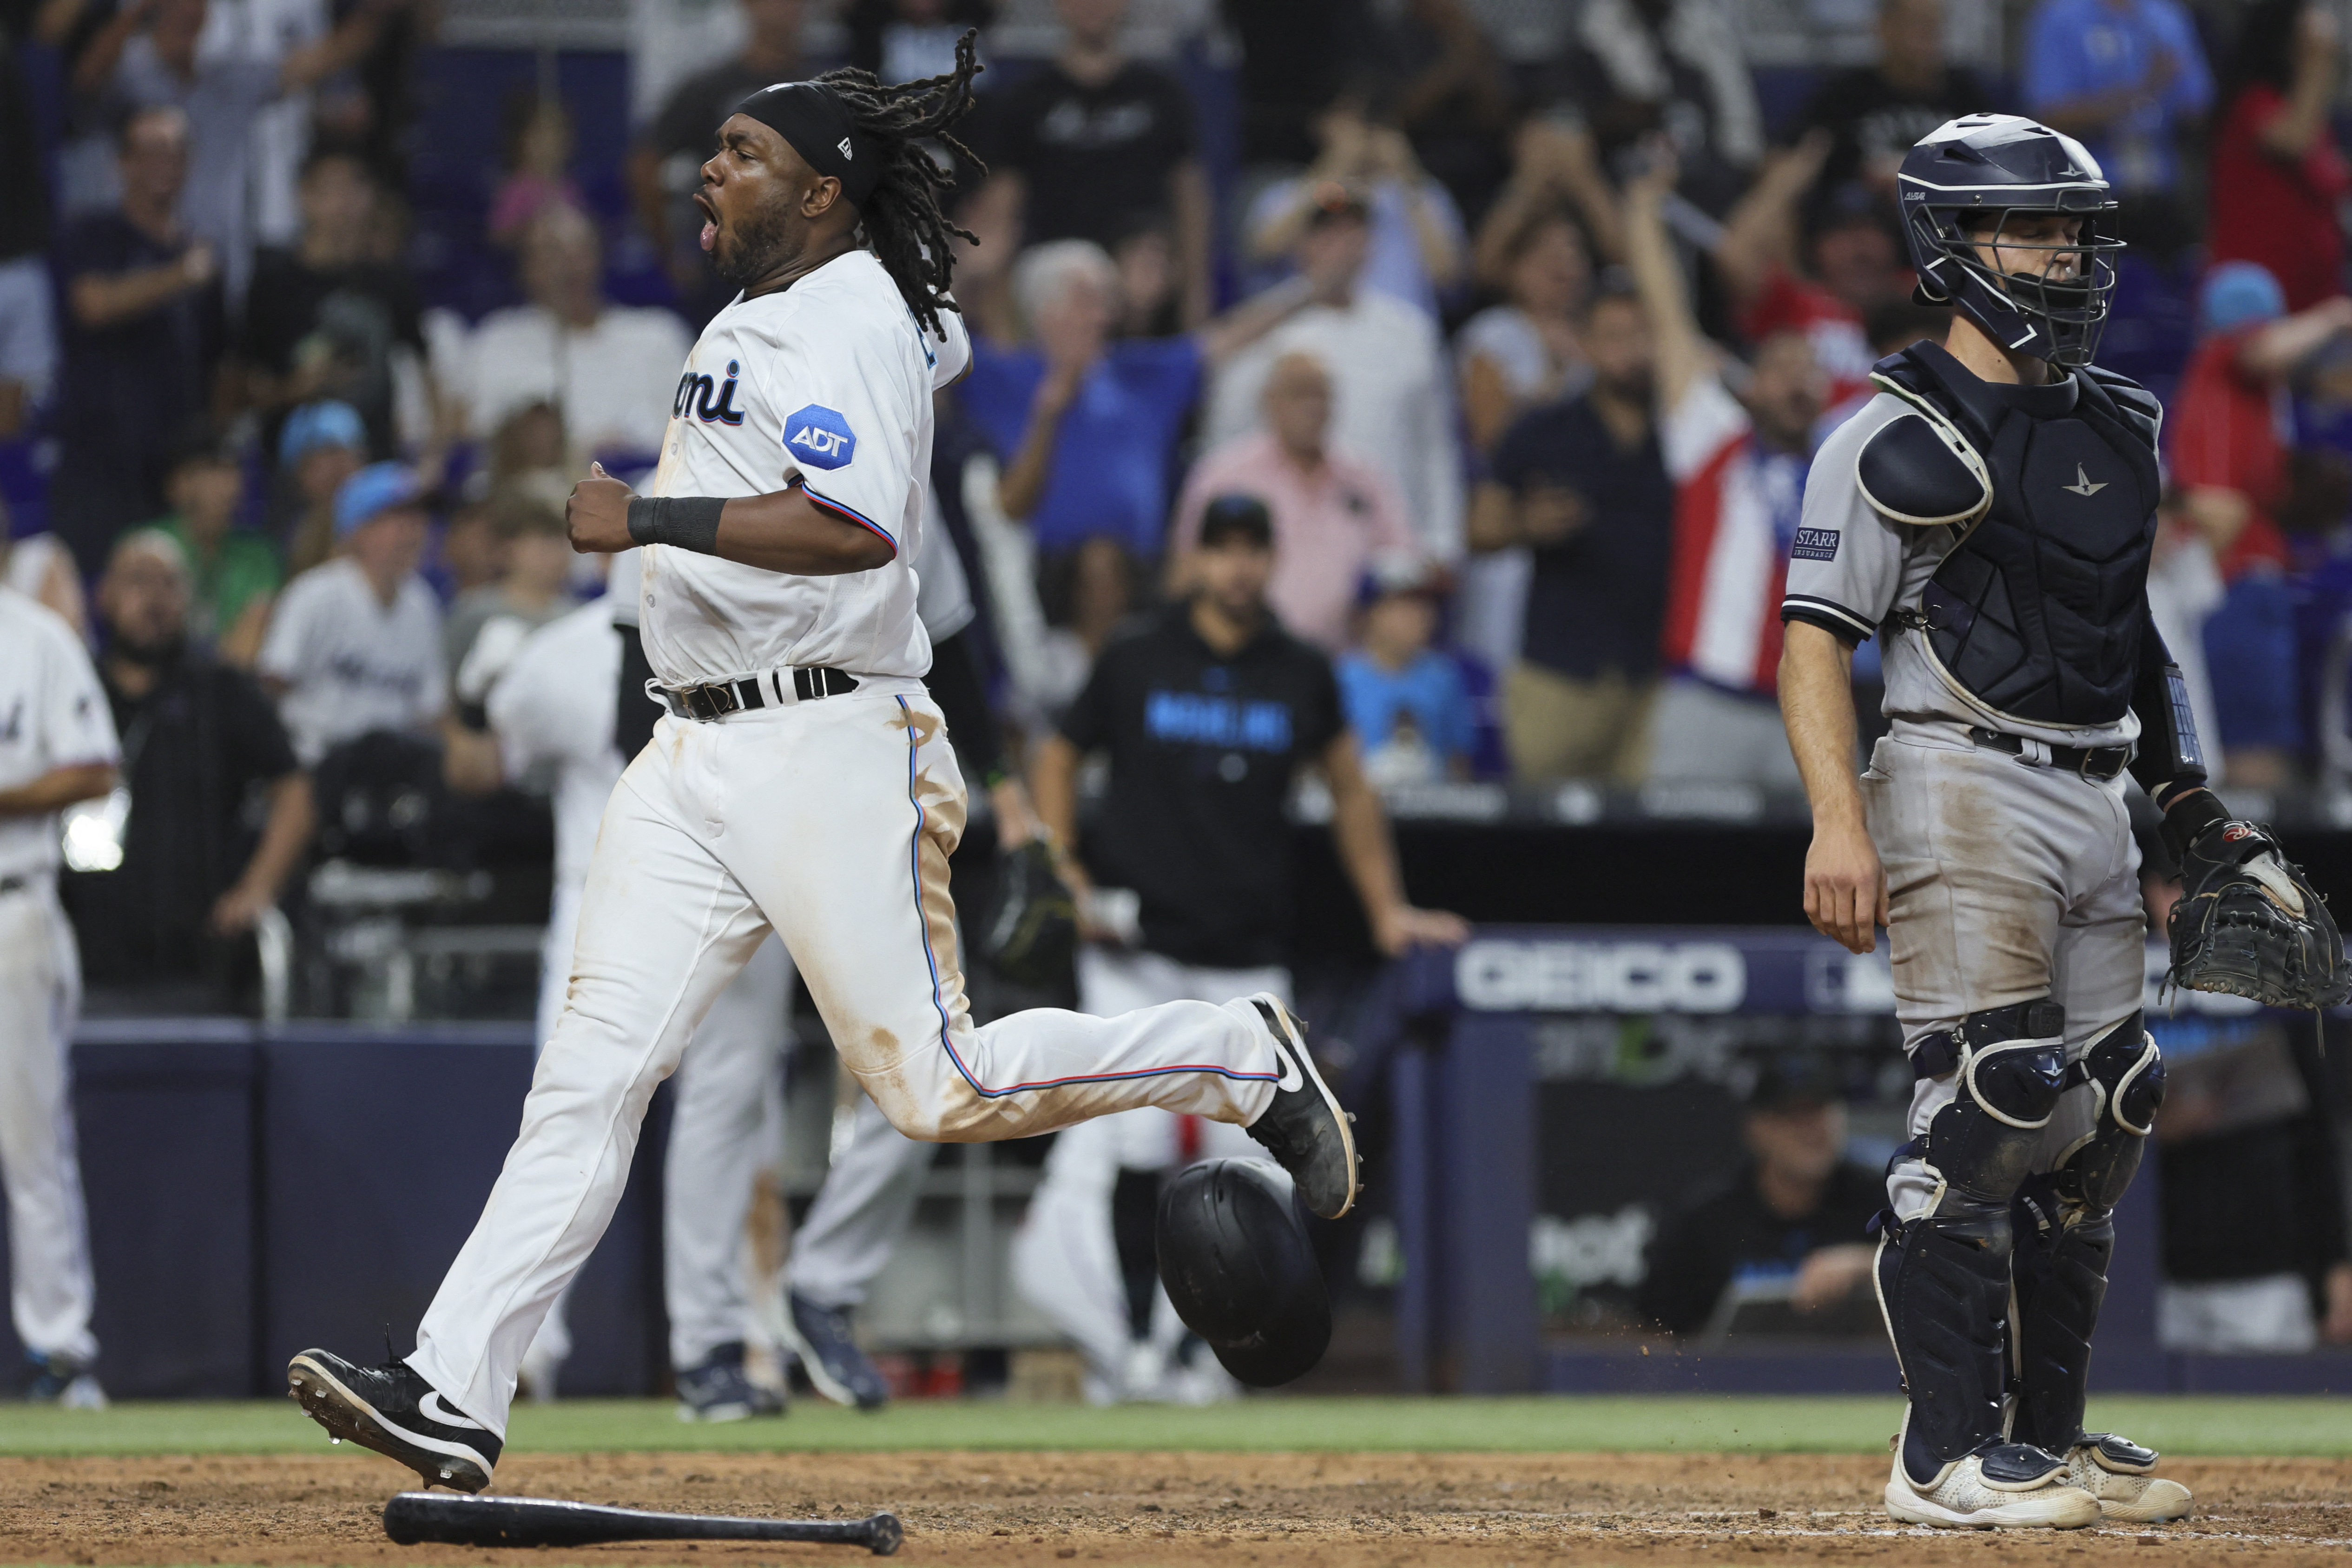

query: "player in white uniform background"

left=0, top=585, right=122, bottom=1407
left=290, top=39, right=1358, bottom=1491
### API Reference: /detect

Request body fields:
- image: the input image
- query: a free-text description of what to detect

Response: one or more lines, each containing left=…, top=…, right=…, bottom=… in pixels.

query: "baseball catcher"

left=1776, top=114, right=2349, bottom=1533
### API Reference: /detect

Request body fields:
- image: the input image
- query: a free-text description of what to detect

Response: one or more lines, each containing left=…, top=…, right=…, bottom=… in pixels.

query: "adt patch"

left=1792, top=527, right=1840, bottom=562
left=784, top=405, right=856, bottom=470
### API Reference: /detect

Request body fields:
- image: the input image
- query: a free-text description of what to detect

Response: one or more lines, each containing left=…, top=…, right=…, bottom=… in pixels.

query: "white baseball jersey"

left=257, top=559, right=448, bottom=765
left=638, top=249, right=972, bottom=687
left=0, top=586, right=120, bottom=881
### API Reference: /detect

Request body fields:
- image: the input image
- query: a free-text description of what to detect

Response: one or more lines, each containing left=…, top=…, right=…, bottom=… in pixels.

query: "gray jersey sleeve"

left=1781, top=395, right=1913, bottom=646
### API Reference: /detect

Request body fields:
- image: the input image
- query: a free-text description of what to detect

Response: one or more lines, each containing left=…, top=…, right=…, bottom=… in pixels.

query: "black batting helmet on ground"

left=1156, top=1158, right=1331, bottom=1387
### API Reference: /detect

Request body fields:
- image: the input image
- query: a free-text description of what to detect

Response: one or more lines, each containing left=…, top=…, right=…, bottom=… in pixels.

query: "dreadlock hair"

left=814, top=30, right=986, bottom=340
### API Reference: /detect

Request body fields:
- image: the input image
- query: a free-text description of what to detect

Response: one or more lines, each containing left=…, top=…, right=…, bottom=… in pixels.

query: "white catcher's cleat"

left=2060, top=1434, right=2193, bottom=1523
left=1884, top=1437, right=2100, bottom=1530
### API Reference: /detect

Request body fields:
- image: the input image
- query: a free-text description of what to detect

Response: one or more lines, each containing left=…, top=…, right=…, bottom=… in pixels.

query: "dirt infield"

left=3, top=1450, right=2347, bottom=1567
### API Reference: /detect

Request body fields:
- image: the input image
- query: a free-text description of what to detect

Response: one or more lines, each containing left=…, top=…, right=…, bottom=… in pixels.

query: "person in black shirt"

left=50, top=105, right=225, bottom=577
left=63, top=530, right=313, bottom=1004
left=1468, top=281, right=1674, bottom=784
left=974, top=0, right=1210, bottom=328
left=1792, top=0, right=1995, bottom=219
left=1637, top=1062, right=1884, bottom=1338
left=1021, top=496, right=1463, bottom=1402
left=237, top=148, right=426, bottom=461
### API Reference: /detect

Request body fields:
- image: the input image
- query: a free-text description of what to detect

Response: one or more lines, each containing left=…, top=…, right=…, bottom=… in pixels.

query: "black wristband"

left=626, top=495, right=727, bottom=554
left=2159, top=786, right=2229, bottom=863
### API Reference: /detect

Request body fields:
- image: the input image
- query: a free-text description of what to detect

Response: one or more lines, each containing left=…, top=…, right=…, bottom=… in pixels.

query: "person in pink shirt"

left=1168, top=349, right=1420, bottom=652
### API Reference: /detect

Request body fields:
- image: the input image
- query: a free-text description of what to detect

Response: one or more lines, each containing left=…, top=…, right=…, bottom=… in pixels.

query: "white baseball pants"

left=1010, top=947, right=1286, bottom=1402
left=410, top=685, right=1279, bottom=1433
left=0, top=878, right=97, bottom=1362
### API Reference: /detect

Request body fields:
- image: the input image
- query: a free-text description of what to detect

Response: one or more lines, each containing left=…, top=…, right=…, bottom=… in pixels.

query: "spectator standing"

left=1456, top=121, right=1620, bottom=677
left=2021, top=0, right=2213, bottom=252
left=0, top=9, right=56, bottom=439
left=1708, top=137, right=1901, bottom=410
left=1626, top=156, right=1823, bottom=789
left=1022, top=499, right=1463, bottom=1401
left=978, top=0, right=1212, bottom=329
left=1170, top=361, right=1418, bottom=654
left=1542, top=0, right=1762, bottom=216
left=962, top=238, right=1309, bottom=561
left=50, top=105, right=225, bottom=577
left=151, top=429, right=282, bottom=667
left=2168, top=263, right=2352, bottom=787
left=1468, top=283, right=1674, bottom=784
left=450, top=204, right=695, bottom=466
left=2207, top=0, right=2348, bottom=312
left=79, top=0, right=414, bottom=307
left=1243, top=97, right=1468, bottom=322
left=1794, top=0, right=1996, bottom=207
left=275, top=398, right=368, bottom=576
left=1380, top=0, right=1513, bottom=224
left=443, top=495, right=578, bottom=710
left=1458, top=199, right=1594, bottom=457
left=1218, top=0, right=1354, bottom=168
left=0, top=570, right=121, bottom=1407
left=63, top=530, right=312, bottom=999
left=257, top=462, right=443, bottom=766
left=1637, top=1064, right=1882, bottom=1337
left=630, top=0, right=811, bottom=305
left=1337, top=574, right=1475, bottom=787
left=488, top=95, right=585, bottom=248
left=1207, top=187, right=1463, bottom=562
left=236, top=148, right=427, bottom=460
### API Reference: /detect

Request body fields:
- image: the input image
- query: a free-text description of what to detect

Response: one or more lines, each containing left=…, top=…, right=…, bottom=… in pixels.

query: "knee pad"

left=2053, top=1013, right=2162, bottom=1212
left=1914, top=1000, right=2068, bottom=1208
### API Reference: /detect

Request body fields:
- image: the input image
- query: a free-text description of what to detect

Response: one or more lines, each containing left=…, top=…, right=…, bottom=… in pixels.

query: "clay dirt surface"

left=3, top=1451, right=2346, bottom=1567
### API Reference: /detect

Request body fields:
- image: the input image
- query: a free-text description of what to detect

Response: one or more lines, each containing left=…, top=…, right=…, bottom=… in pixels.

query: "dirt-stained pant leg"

left=709, top=690, right=1281, bottom=1144
left=1867, top=729, right=2142, bottom=1219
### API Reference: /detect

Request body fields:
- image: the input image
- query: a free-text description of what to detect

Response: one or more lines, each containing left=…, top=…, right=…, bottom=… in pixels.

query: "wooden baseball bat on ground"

left=382, top=1491, right=903, bottom=1555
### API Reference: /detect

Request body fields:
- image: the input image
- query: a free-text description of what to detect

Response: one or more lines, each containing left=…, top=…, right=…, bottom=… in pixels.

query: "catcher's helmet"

left=1897, top=114, right=2122, bottom=367
left=1156, top=1159, right=1331, bottom=1387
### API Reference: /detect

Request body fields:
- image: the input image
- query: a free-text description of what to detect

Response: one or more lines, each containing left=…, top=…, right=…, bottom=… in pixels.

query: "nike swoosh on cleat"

left=419, top=1390, right=486, bottom=1430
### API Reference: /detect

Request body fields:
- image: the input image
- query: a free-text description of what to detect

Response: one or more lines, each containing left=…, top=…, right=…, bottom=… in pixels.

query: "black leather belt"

left=659, top=666, right=859, bottom=721
left=1967, top=726, right=2130, bottom=782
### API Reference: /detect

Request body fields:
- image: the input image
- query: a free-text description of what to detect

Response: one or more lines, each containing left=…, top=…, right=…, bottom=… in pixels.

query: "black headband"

left=735, top=81, right=880, bottom=208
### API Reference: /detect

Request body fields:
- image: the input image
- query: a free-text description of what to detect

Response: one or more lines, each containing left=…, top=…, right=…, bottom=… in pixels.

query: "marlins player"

left=479, top=527, right=997, bottom=1419
left=288, top=38, right=1354, bottom=1491
left=0, top=582, right=120, bottom=1406
left=1780, top=115, right=2333, bottom=1529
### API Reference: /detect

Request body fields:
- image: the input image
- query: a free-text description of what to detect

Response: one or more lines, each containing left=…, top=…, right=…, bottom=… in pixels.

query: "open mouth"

left=694, top=191, right=718, bottom=252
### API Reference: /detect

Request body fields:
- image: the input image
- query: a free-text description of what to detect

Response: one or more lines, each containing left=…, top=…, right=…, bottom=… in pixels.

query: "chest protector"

left=1863, top=341, right=2162, bottom=728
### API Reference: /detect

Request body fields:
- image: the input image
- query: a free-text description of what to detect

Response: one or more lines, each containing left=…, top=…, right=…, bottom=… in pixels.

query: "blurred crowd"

left=5, top=0, right=2352, bottom=1369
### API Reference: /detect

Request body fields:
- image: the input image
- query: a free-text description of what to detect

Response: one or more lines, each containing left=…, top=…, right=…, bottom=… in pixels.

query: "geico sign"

left=1455, top=940, right=1746, bottom=1013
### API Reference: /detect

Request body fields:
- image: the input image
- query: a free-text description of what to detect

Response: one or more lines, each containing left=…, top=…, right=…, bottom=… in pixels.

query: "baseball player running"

left=289, top=39, right=1353, bottom=1492
left=0, top=583, right=121, bottom=1407
left=1781, top=114, right=2338, bottom=1529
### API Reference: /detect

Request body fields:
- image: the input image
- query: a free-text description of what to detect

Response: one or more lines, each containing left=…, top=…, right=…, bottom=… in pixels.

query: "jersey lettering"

left=784, top=405, right=857, bottom=469
left=1144, top=690, right=1293, bottom=752
left=674, top=363, right=746, bottom=427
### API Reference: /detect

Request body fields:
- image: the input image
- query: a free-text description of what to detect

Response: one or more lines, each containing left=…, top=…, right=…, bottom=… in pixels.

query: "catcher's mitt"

left=2166, top=812, right=2349, bottom=1009
left=976, top=838, right=1078, bottom=989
